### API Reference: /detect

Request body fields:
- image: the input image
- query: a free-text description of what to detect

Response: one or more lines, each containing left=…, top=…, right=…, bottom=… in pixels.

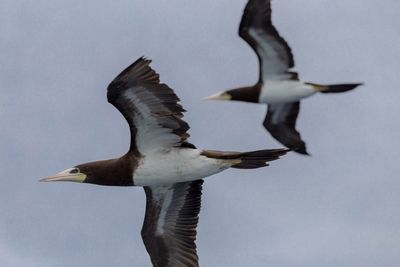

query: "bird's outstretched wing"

left=239, top=0, right=296, bottom=81
left=263, top=102, right=308, bottom=155
left=107, top=57, right=194, bottom=155
left=141, top=180, right=203, bottom=267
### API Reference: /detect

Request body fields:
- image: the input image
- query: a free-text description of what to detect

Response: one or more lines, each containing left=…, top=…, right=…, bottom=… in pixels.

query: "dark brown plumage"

left=76, top=154, right=136, bottom=186
left=263, top=102, right=307, bottom=155
left=201, top=148, right=289, bottom=169
left=227, top=84, right=262, bottom=103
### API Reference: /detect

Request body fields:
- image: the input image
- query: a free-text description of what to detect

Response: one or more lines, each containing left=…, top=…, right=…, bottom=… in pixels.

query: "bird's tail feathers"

left=201, top=149, right=289, bottom=169
left=307, top=82, right=363, bottom=94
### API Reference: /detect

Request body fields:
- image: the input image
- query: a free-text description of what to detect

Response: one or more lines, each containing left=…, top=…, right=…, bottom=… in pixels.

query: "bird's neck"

left=227, top=84, right=262, bottom=103
left=77, top=154, right=138, bottom=186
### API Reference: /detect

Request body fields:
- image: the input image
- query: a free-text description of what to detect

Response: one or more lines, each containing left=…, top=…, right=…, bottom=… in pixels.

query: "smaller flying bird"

left=40, top=57, right=288, bottom=267
left=205, top=0, right=362, bottom=155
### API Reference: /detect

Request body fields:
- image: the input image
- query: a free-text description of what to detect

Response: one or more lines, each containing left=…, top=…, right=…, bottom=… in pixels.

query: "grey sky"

left=1, top=0, right=400, bottom=266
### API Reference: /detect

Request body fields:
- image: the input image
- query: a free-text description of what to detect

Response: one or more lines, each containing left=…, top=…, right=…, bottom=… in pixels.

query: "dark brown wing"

left=107, top=57, right=192, bottom=154
left=141, top=180, right=203, bottom=267
left=263, top=102, right=308, bottom=155
left=239, top=0, right=296, bottom=81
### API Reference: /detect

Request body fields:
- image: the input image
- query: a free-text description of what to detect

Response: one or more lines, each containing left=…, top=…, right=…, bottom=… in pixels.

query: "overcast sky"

left=1, top=0, right=400, bottom=266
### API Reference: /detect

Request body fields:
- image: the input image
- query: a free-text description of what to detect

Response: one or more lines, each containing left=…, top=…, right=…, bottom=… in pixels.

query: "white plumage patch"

left=249, top=28, right=289, bottom=78
left=123, top=89, right=182, bottom=154
left=150, top=186, right=174, bottom=235
left=259, top=80, right=315, bottom=104
left=134, top=149, right=231, bottom=186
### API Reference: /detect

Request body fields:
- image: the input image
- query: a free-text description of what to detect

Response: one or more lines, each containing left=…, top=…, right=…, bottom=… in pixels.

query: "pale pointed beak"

left=40, top=173, right=86, bottom=183
left=203, top=92, right=231, bottom=101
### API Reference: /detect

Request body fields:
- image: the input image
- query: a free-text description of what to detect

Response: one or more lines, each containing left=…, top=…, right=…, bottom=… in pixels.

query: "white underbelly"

left=259, top=80, right=316, bottom=104
left=133, top=148, right=230, bottom=186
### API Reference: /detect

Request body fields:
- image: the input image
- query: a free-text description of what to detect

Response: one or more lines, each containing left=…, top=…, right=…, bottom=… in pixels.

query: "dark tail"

left=306, top=82, right=363, bottom=94
left=201, top=149, right=289, bottom=169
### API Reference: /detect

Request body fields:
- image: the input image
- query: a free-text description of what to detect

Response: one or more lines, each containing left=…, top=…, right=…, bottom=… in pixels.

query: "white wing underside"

left=142, top=180, right=204, bottom=267
left=152, top=186, right=174, bottom=235
left=249, top=28, right=291, bottom=79
left=239, top=0, right=296, bottom=81
left=107, top=58, right=191, bottom=156
left=123, top=89, right=183, bottom=154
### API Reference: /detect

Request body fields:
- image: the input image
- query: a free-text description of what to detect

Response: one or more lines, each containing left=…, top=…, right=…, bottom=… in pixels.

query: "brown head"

left=204, top=84, right=261, bottom=103
left=40, top=155, right=136, bottom=186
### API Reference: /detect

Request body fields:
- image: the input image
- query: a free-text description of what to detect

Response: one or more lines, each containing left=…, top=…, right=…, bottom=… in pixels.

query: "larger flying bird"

left=205, top=0, right=362, bottom=155
left=40, top=58, right=288, bottom=267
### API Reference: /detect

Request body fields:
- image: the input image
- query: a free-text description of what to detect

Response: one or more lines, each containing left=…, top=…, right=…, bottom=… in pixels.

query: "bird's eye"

left=70, top=168, right=79, bottom=174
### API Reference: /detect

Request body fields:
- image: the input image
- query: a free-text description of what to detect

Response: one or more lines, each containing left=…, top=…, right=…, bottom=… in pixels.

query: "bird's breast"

left=133, top=148, right=229, bottom=186
left=259, top=80, right=316, bottom=104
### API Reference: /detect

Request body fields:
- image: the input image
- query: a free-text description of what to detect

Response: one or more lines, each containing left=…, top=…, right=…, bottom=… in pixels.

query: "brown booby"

left=205, top=0, right=362, bottom=155
left=40, top=57, right=289, bottom=267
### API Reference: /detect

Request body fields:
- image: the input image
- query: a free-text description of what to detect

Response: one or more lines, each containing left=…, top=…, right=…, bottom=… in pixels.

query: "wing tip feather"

left=108, top=56, right=160, bottom=93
